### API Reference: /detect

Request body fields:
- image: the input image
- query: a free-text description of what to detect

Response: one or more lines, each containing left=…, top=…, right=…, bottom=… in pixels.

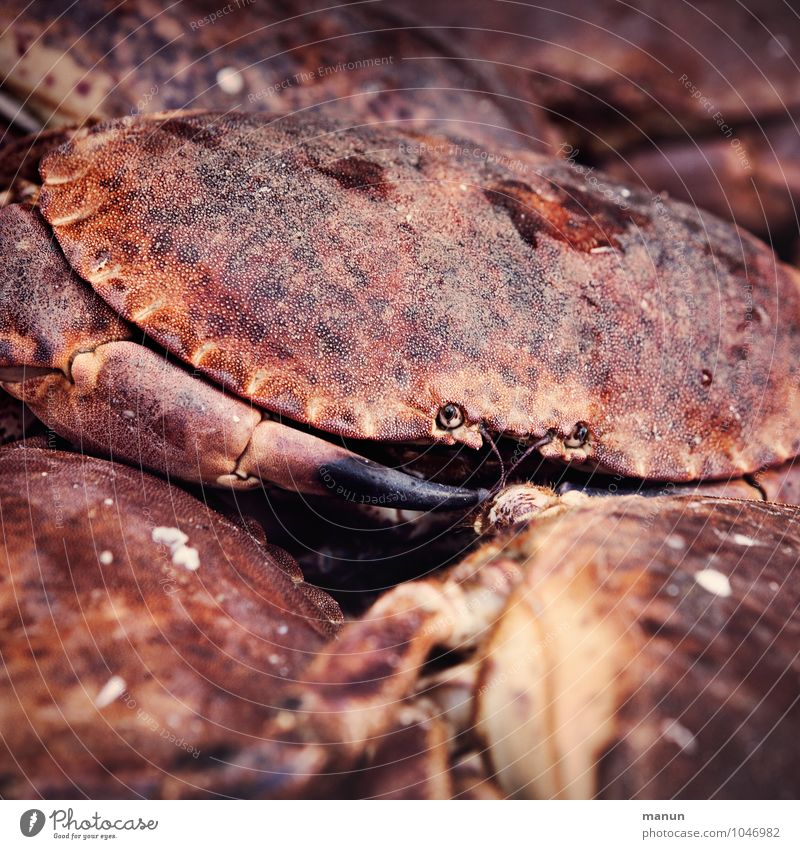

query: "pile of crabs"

left=0, top=0, right=799, bottom=800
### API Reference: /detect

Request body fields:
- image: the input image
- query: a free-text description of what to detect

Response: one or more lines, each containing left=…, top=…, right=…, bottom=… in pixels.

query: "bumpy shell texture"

left=0, top=0, right=543, bottom=149
left=474, top=493, right=800, bottom=799
left=38, top=111, right=800, bottom=480
left=0, top=444, right=339, bottom=798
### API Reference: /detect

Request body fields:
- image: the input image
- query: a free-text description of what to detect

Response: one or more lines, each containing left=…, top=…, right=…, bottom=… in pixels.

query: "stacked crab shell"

left=0, top=0, right=799, bottom=801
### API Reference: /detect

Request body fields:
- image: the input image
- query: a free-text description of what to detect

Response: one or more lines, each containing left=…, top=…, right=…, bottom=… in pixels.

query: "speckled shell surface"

left=37, top=111, right=800, bottom=480
left=0, top=443, right=339, bottom=798
left=475, top=494, right=800, bottom=799
left=0, top=0, right=545, bottom=150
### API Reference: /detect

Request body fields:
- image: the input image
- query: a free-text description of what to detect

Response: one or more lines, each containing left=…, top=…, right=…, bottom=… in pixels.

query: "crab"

left=0, top=440, right=343, bottom=798
left=0, top=0, right=546, bottom=151
left=3, top=447, right=798, bottom=798
left=169, top=491, right=799, bottom=800
left=3, top=1, right=798, bottom=250
left=388, top=0, right=800, bottom=252
left=1, top=109, right=800, bottom=527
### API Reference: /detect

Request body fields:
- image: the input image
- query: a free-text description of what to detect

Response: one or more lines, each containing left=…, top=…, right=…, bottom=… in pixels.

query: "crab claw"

left=0, top=204, right=487, bottom=513
left=1, top=341, right=487, bottom=513
left=228, top=417, right=487, bottom=511
left=317, top=452, right=488, bottom=511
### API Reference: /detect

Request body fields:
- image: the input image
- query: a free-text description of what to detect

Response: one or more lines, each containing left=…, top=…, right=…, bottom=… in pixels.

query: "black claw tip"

left=320, top=456, right=487, bottom=511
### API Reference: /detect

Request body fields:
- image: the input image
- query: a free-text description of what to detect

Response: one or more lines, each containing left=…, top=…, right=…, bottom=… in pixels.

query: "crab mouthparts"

left=320, top=455, right=489, bottom=511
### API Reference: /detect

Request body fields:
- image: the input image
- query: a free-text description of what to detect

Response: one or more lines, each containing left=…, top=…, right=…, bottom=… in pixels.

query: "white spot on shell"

left=48, top=208, right=94, bottom=226
left=152, top=526, right=187, bottom=549
left=662, top=719, right=697, bottom=754
left=666, top=534, right=685, bottom=550
left=277, top=623, right=288, bottom=635
left=98, top=550, right=114, bottom=565
left=590, top=245, right=615, bottom=254
left=172, top=545, right=200, bottom=572
left=217, top=66, right=244, bottom=94
left=86, top=262, right=122, bottom=283
left=103, top=497, right=113, bottom=506
left=94, top=675, right=126, bottom=709
left=694, top=568, right=732, bottom=597
left=731, top=533, right=759, bottom=547
left=152, top=526, right=200, bottom=571
left=121, top=410, right=135, bottom=419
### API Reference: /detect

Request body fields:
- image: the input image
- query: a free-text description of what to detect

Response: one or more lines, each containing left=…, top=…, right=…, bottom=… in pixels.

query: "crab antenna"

left=502, top=431, right=555, bottom=487
left=480, top=424, right=507, bottom=490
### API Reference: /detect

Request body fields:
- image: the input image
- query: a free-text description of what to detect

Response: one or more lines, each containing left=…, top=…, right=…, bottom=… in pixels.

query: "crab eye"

left=565, top=422, right=589, bottom=448
left=437, top=403, right=464, bottom=430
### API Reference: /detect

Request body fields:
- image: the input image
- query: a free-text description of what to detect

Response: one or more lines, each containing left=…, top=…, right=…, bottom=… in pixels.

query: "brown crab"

left=0, top=0, right=547, bottom=151
left=0, top=441, right=342, bottom=798
left=179, top=491, right=799, bottom=800
left=3, top=1, right=798, bottom=249
left=2, top=109, right=800, bottom=520
left=389, top=0, right=800, bottom=251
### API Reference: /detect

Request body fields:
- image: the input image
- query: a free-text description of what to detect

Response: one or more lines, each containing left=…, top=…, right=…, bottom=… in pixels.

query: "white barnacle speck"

left=666, top=534, right=686, bottom=551
left=94, top=675, right=126, bottom=709
left=172, top=545, right=200, bottom=572
left=769, top=581, right=780, bottom=592
left=103, top=497, right=114, bottom=507
left=217, top=66, right=244, bottom=94
left=694, top=568, right=732, bottom=597
left=731, top=533, right=759, bottom=547
left=277, top=623, right=289, bottom=636
left=152, top=526, right=200, bottom=571
left=590, top=245, right=615, bottom=254
left=41, top=471, right=48, bottom=477
left=152, top=526, right=188, bottom=549
left=661, top=719, right=697, bottom=754
left=121, top=409, right=135, bottom=419
left=98, top=550, right=114, bottom=565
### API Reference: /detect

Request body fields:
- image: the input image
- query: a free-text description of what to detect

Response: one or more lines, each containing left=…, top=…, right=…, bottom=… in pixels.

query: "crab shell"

left=0, top=0, right=547, bottom=151
left=393, top=0, right=800, bottom=150
left=0, top=442, right=341, bottom=798
left=236, top=493, right=800, bottom=800
left=2, top=110, right=799, bottom=496
left=391, top=0, right=800, bottom=243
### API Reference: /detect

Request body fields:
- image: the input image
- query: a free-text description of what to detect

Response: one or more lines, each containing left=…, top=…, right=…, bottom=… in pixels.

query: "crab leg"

left=0, top=204, right=482, bottom=510
left=187, top=555, right=524, bottom=798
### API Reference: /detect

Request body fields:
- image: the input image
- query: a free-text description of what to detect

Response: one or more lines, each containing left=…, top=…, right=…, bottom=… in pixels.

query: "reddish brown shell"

left=0, top=443, right=340, bottom=798
left=0, top=0, right=544, bottom=150
left=38, top=111, right=800, bottom=480
left=475, top=494, right=800, bottom=799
